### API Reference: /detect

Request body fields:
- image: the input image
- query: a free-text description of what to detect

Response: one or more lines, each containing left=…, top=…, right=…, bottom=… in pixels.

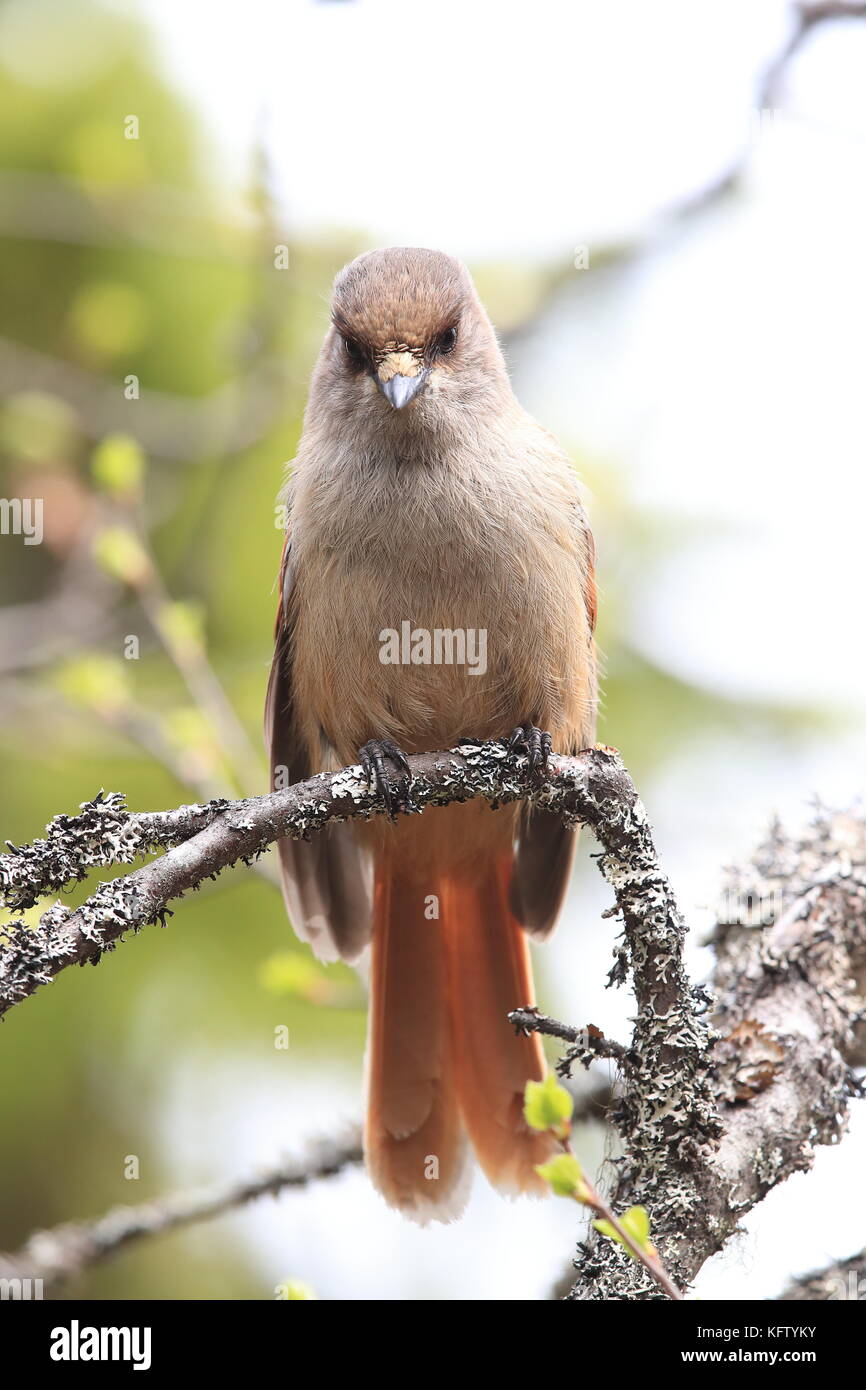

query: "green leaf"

left=593, top=1218, right=621, bottom=1245
left=622, top=1205, right=651, bottom=1248
left=523, top=1074, right=573, bottom=1134
left=535, top=1153, right=588, bottom=1199
left=157, top=599, right=205, bottom=657
left=593, top=1205, right=653, bottom=1259
left=1, top=391, right=78, bottom=464
left=55, top=654, right=131, bottom=716
left=259, top=951, right=335, bottom=1004
left=92, top=526, right=150, bottom=585
left=91, top=433, right=145, bottom=500
left=282, top=1281, right=316, bottom=1301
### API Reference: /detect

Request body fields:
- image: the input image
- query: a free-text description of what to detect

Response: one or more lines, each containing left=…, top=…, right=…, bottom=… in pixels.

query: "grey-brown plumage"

left=266, top=248, right=597, bottom=1220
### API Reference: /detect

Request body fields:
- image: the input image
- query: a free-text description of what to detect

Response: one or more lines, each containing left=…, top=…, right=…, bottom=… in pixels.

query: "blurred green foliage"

left=0, top=0, right=365, bottom=1300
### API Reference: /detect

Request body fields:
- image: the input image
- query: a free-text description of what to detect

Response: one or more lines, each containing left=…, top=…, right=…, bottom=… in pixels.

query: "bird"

left=266, top=247, right=597, bottom=1222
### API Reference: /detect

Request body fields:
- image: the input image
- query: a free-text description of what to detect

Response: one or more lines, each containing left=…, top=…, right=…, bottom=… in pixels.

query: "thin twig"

left=509, top=1007, right=628, bottom=1066
left=135, top=579, right=265, bottom=797
left=0, top=1126, right=362, bottom=1293
left=569, top=1153, right=683, bottom=1301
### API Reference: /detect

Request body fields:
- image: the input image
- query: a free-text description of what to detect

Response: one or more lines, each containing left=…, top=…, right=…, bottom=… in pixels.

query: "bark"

left=567, top=807, right=866, bottom=1298
left=0, top=742, right=681, bottom=1021
left=2, top=746, right=864, bottom=1301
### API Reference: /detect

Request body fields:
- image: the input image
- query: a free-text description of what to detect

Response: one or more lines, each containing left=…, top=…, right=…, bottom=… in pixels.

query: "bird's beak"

left=376, top=353, right=428, bottom=409
left=379, top=372, right=427, bottom=409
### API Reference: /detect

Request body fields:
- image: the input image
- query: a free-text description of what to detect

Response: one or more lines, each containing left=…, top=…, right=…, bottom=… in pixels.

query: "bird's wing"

left=265, top=524, right=373, bottom=963
left=511, top=499, right=598, bottom=940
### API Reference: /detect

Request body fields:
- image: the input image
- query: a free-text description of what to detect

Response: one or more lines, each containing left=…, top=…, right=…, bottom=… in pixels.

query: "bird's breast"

left=290, top=450, right=589, bottom=764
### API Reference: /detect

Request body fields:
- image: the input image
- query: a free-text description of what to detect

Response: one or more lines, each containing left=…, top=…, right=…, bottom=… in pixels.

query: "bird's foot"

left=358, top=738, right=412, bottom=820
left=505, top=723, right=553, bottom=774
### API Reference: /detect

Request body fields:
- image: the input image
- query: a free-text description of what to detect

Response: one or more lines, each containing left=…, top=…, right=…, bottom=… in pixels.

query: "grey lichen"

left=1, top=792, right=137, bottom=911
left=0, top=742, right=623, bottom=1020
left=2, top=746, right=862, bottom=1304
left=568, top=801, right=866, bottom=1300
left=0, top=792, right=231, bottom=913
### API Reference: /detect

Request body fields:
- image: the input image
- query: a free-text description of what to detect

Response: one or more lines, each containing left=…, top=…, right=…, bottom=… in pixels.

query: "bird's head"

left=323, top=247, right=508, bottom=422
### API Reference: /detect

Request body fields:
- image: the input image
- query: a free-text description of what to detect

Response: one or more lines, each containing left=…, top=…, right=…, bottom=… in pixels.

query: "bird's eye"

left=342, top=336, right=366, bottom=368
left=435, top=326, right=457, bottom=356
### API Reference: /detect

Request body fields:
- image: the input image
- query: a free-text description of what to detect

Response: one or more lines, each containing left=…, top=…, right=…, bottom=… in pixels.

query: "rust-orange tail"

left=365, top=842, right=556, bottom=1222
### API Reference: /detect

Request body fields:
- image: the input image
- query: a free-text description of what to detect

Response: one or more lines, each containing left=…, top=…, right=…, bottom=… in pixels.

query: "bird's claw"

left=358, top=738, right=412, bottom=819
left=506, top=723, right=553, bottom=774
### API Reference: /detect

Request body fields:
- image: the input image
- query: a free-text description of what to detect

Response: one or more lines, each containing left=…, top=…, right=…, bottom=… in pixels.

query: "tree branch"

left=0, top=1126, right=362, bottom=1293
left=1, top=739, right=722, bottom=1298
left=4, top=745, right=863, bottom=1303
left=508, top=1007, right=629, bottom=1068
left=0, top=1079, right=620, bottom=1297
left=778, top=1247, right=866, bottom=1301
left=0, top=742, right=672, bottom=1022
left=567, top=806, right=866, bottom=1299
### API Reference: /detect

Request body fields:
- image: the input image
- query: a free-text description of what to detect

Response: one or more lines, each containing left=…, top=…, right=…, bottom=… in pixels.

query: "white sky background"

left=126, top=0, right=866, bottom=1301
left=141, top=0, right=788, bottom=256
